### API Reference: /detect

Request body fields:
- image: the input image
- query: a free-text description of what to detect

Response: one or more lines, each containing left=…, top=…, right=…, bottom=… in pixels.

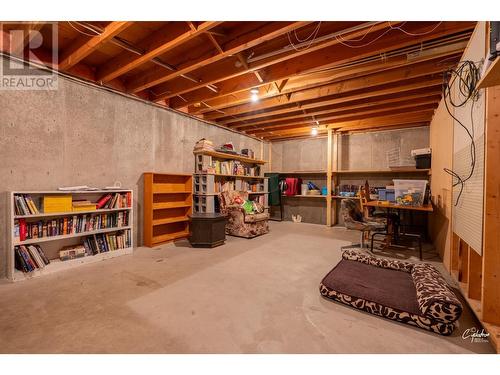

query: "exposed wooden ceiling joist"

left=187, top=40, right=467, bottom=115
left=96, top=21, right=222, bottom=83
left=154, top=21, right=473, bottom=105
left=210, top=58, right=448, bottom=124
left=239, top=96, right=441, bottom=133
left=5, top=21, right=475, bottom=141
left=253, top=107, right=437, bottom=138
left=126, top=21, right=312, bottom=93
left=59, top=22, right=133, bottom=71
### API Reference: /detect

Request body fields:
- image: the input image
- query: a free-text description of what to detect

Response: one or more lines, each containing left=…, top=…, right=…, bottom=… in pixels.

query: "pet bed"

left=319, top=250, right=463, bottom=335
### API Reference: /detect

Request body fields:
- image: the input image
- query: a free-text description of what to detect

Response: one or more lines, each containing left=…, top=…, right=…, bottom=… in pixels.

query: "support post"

left=326, top=129, right=333, bottom=226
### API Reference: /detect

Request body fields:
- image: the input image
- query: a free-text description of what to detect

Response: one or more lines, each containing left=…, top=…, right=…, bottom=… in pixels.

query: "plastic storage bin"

left=393, top=179, right=428, bottom=206
left=378, top=188, right=395, bottom=202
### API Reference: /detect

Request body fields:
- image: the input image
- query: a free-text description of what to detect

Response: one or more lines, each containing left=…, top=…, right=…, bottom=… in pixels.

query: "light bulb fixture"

left=311, top=127, right=318, bottom=136
left=250, top=88, right=259, bottom=102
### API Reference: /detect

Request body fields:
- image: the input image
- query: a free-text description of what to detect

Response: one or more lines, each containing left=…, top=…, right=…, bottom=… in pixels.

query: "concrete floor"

left=0, top=222, right=494, bottom=353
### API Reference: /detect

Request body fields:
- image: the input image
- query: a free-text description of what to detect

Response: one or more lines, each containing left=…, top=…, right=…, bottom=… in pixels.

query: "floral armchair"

left=219, top=191, right=269, bottom=238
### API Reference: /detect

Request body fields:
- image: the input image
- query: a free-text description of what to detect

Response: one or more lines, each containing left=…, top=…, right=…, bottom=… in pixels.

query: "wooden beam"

left=236, top=53, right=264, bottom=83
left=221, top=78, right=443, bottom=126
left=149, top=22, right=390, bottom=102
left=126, top=21, right=312, bottom=93
left=178, top=40, right=467, bottom=112
left=483, top=85, right=500, bottom=325
left=242, top=100, right=440, bottom=134
left=59, top=21, right=133, bottom=71
left=150, top=21, right=474, bottom=103
left=259, top=111, right=434, bottom=139
left=233, top=91, right=442, bottom=130
left=254, top=111, right=436, bottom=139
left=96, top=21, right=222, bottom=83
left=326, top=129, right=333, bottom=226
left=8, top=22, right=44, bottom=57
left=205, top=58, right=451, bottom=122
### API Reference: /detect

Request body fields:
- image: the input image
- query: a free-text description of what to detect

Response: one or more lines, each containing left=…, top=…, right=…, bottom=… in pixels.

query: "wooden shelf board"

left=14, top=226, right=132, bottom=245
left=153, top=217, right=190, bottom=226
left=194, top=150, right=266, bottom=164
left=282, top=194, right=326, bottom=199
left=272, top=171, right=327, bottom=175
left=194, top=173, right=266, bottom=180
left=331, top=195, right=361, bottom=199
left=335, top=168, right=430, bottom=174
left=248, top=191, right=268, bottom=194
left=152, top=230, right=190, bottom=244
left=153, top=203, right=192, bottom=210
left=14, top=190, right=131, bottom=194
left=14, top=207, right=131, bottom=219
left=477, top=57, right=500, bottom=89
left=271, top=169, right=429, bottom=175
left=153, top=191, right=192, bottom=195
left=11, top=247, right=133, bottom=282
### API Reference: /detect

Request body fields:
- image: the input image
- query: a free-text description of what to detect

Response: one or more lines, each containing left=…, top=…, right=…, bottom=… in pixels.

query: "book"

left=96, top=194, right=112, bottom=209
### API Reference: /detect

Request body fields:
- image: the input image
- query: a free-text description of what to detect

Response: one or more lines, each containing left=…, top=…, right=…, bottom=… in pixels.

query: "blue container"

left=378, top=188, right=395, bottom=202
left=321, top=187, right=328, bottom=196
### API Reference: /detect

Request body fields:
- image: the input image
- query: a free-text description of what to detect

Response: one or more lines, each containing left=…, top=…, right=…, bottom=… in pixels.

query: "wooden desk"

left=365, top=201, right=433, bottom=212
left=365, top=201, right=433, bottom=260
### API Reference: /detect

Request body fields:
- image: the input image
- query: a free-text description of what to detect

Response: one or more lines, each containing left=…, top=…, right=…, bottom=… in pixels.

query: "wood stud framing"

left=5, top=21, right=476, bottom=140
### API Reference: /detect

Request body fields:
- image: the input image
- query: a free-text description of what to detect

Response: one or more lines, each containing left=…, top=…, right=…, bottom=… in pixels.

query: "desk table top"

left=365, top=201, right=433, bottom=212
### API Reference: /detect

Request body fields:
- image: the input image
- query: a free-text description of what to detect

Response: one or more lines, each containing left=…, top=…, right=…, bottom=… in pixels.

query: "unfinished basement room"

left=1, top=1, right=500, bottom=372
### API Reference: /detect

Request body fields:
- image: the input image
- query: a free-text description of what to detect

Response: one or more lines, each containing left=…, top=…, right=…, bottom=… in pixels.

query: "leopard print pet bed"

left=319, top=250, right=463, bottom=335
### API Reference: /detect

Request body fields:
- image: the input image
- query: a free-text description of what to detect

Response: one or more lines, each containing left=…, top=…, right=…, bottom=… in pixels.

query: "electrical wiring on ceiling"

left=334, top=21, right=444, bottom=49
left=442, top=60, right=481, bottom=206
left=287, top=22, right=322, bottom=52
left=67, top=21, right=100, bottom=37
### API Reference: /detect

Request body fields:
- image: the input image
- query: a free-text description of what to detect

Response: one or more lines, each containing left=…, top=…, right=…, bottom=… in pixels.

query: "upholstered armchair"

left=219, top=191, right=269, bottom=238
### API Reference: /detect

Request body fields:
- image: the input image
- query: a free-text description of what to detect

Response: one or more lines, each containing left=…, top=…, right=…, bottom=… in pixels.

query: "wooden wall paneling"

left=482, top=85, right=500, bottom=325
left=451, top=232, right=460, bottom=280
left=458, top=239, right=469, bottom=284
left=468, top=246, right=483, bottom=301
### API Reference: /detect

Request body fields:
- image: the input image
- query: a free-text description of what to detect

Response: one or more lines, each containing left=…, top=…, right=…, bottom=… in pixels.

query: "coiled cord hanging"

left=442, top=60, right=481, bottom=206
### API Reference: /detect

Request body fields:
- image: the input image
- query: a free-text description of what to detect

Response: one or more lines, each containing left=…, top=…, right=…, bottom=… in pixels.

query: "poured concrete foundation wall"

left=0, top=58, right=264, bottom=278
left=271, top=127, right=430, bottom=225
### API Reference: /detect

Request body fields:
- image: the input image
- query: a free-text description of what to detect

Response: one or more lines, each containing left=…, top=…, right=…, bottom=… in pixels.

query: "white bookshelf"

left=7, top=190, right=134, bottom=282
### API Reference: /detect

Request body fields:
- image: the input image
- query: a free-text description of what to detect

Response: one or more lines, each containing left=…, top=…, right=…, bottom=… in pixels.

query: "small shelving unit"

left=8, top=190, right=133, bottom=282
left=143, top=173, right=192, bottom=247
left=477, top=57, right=500, bottom=89
left=193, top=151, right=268, bottom=214
left=274, top=167, right=431, bottom=226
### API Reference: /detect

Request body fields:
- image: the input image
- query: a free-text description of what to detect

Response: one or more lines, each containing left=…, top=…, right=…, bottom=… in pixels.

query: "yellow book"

left=43, top=195, right=72, bottom=213
left=72, top=204, right=97, bottom=212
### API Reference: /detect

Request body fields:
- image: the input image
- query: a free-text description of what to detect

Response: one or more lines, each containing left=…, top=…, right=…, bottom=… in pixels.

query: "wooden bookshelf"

left=8, top=190, right=133, bottom=282
left=143, top=173, right=192, bottom=247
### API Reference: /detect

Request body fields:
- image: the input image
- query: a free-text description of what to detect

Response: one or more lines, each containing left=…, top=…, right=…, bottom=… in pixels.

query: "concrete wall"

left=338, top=127, right=429, bottom=170
left=270, top=127, right=430, bottom=225
left=428, top=100, right=454, bottom=269
left=0, top=57, right=264, bottom=278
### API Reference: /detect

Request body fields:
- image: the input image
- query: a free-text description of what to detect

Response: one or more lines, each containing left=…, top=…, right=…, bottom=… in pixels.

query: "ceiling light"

left=250, top=88, right=259, bottom=102
left=311, top=127, right=318, bottom=136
